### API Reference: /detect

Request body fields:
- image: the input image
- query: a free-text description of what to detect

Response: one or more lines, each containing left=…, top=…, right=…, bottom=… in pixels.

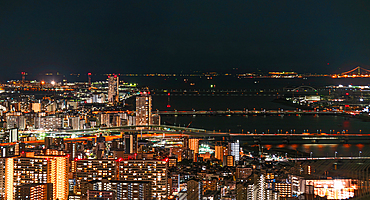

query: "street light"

left=310, top=152, right=313, bottom=159
left=335, top=151, right=338, bottom=158
left=359, top=151, right=362, bottom=157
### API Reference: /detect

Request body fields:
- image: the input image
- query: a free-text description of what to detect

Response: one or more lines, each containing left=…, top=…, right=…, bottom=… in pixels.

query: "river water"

left=144, top=76, right=370, bottom=157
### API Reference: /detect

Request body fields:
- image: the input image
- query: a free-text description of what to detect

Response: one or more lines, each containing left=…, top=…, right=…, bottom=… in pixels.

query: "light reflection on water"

left=263, top=143, right=370, bottom=157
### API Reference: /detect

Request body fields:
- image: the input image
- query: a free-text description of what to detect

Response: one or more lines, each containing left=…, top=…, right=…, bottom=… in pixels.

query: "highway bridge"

left=14, top=124, right=370, bottom=146
left=290, top=157, right=370, bottom=161
left=154, top=110, right=351, bottom=116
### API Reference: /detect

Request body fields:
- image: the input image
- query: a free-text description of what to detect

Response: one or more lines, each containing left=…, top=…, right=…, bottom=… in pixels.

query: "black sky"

left=1, top=0, right=370, bottom=79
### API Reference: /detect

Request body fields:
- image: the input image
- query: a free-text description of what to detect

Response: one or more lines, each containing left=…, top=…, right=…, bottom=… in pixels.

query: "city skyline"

left=2, top=1, right=370, bottom=199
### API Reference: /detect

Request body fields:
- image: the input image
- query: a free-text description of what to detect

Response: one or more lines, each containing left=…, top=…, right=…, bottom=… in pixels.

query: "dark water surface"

left=147, top=76, right=370, bottom=156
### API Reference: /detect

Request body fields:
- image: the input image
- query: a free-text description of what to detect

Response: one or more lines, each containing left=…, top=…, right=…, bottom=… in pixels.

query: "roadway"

left=154, top=110, right=352, bottom=116
left=12, top=125, right=370, bottom=147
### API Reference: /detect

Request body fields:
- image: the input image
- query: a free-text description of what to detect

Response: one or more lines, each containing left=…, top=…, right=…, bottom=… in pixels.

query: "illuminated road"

left=8, top=124, right=370, bottom=147
left=154, top=110, right=354, bottom=116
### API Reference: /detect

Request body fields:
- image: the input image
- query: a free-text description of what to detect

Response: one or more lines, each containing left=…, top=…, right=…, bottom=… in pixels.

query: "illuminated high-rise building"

left=236, top=183, right=248, bottom=200
left=118, top=159, right=168, bottom=200
left=136, top=95, right=152, bottom=127
left=91, top=180, right=152, bottom=200
left=75, top=159, right=117, bottom=196
left=16, top=183, right=53, bottom=200
left=69, top=117, right=81, bottom=130
left=223, top=155, right=234, bottom=167
left=0, top=158, right=5, bottom=199
left=215, top=145, right=228, bottom=162
left=256, top=174, right=266, bottom=200
left=124, top=133, right=138, bottom=154
left=187, top=179, right=203, bottom=200
left=5, top=155, right=68, bottom=200
left=108, top=75, right=119, bottom=105
left=274, top=182, right=291, bottom=198
left=87, top=190, right=115, bottom=200
left=229, top=140, right=240, bottom=161
left=35, top=116, right=63, bottom=130
left=8, top=129, right=18, bottom=143
left=6, top=115, right=26, bottom=130
left=188, top=139, right=199, bottom=154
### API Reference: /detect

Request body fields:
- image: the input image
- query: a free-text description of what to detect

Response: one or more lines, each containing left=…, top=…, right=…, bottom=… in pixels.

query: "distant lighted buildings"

left=35, top=116, right=63, bottom=130
left=108, top=75, right=119, bottom=105
left=136, top=95, right=152, bottom=127
left=268, top=71, right=298, bottom=78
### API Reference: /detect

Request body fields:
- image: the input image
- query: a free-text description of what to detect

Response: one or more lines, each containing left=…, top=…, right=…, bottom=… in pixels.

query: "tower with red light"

left=21, top=72, right=26, bottom=83
left=88, top=72, right=92, bottom=86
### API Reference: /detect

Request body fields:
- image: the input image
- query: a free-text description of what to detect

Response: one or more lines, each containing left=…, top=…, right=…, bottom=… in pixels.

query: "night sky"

left=1, top=1, right=370, bottom=79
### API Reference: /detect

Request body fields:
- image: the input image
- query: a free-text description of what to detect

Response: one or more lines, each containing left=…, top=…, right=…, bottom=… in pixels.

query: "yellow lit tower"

left=5, top=154, right=68, bottom=200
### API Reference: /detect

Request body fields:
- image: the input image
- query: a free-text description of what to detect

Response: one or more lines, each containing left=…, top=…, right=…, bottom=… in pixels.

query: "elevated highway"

left=15, top=124, right=370, bottom=145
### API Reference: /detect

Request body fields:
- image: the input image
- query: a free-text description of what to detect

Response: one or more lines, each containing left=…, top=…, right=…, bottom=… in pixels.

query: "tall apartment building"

left=236, top=183, right=248, bottom=200
left=229, top=140, right=240, bottom=161
left=188, top=139, right=199, bottom=154
left=15, top=183, right=53, bottom=200
left=75, top=159, right=117, bottom=195
left=6, top=115, right=26, bottom=130
left=4, top=155, right=68, bottom=200
left=90, top=179, right=152, bottom=200
left=124, top=133, right=138, bottom=154
left=274, top=182, right=291, bottom=198
left=256, top=174, right=266, bottom=200
left=87, top=190, right=115, bottom=200
left=35, top=116, right=62, bottom=130
left=136, top=95, right=152, bottom=127
left=99, top=113, right=128, bottom=127
left=215, top=145, right=228, bottom=162
left=0, top=158, right=5, bottom=199
left=223, top=155, right=234, bottom=167
left=187, top=179, right=203, bottom=200
left=69, top=117, right=80, bottom=130
left=118, top=159, right=168, bottom=200
left=108, top=76, right=119, bottom=104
